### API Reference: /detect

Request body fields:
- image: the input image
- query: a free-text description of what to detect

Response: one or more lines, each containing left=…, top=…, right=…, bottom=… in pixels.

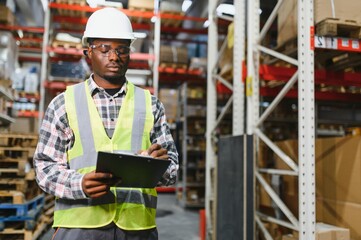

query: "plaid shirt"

left=33, top=76, right=178, bottom=199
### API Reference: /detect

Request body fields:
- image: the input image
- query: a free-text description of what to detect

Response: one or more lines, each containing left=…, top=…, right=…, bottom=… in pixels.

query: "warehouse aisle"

left=39, top=193, right=200, bottom=240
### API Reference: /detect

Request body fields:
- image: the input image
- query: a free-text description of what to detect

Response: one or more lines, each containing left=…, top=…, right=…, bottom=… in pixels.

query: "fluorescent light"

left=182, top=0, right=192, bottom=12
left=216, top=3, right=235, bottom=16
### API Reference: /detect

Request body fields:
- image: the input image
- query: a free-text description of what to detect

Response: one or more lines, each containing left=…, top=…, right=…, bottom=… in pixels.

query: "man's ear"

left=83, top=47, right=92, bottom=58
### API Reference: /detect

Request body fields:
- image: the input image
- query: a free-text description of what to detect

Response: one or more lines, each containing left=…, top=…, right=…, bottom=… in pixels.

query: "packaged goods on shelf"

left=189, top=57, right=207, bottom=75
left=159, top=88, right=178, bottom=123
left=0, top=31, right=18, bottom=81
left=160, top=45, right=188, bottom=67
left=0, top=5, right=15, bottom=25
left=277, top=0, right=361, bottom=47
left=24, top=67, right=39, bottom=94
left=49, top=59, right=89, bottom=81
left=128, top=0, right=154, bottom=10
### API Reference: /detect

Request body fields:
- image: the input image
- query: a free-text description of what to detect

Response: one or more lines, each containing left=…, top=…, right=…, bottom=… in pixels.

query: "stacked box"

left=160, top=45, right=188, bottom=66
left=0, top=5, right=15, bottom=25
left=128, top=0, right=154, bottom=10
left=273, top=136, right=361, bottom=239
left=277, top=0, right=361, bottom=47
left=159, top=88, right=178, bottom=123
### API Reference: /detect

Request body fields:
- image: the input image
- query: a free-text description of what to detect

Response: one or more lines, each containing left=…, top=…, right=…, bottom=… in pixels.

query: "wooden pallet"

left=0, top=191, right=25, bottom=204
left=316, top=18, right=361, bottom=39
left=0, top=179, right=28, bottom=194
left=55, top=0, right=87, bottom=17
left=0, top=216, right=49, bottom=240
left=0, top=158, right=27, bottom=177
left=0, top=134, right=38, bottom=148
left=52, top=40, right=82, bottom=50
left=128, top=7, right=152, bottom=24
left=0, top=146, right=36, bottom=159
left=160, top=11, right=184, bottom=28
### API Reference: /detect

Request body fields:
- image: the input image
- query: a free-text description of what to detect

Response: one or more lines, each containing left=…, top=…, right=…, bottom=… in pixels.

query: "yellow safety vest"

left=53, top=80, right=157, bottom=230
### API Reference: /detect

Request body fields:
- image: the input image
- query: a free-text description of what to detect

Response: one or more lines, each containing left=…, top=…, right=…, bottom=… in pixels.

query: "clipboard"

left=95, top=151, right=171, bottom=188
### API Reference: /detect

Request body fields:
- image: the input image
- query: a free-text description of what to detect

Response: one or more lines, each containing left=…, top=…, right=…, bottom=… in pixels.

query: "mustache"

left=106, top=63, right=121, bottom=68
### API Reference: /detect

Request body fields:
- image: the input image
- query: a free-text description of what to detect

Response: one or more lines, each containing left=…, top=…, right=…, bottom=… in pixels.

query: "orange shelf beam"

left=0, top=24, right=44, bottom=33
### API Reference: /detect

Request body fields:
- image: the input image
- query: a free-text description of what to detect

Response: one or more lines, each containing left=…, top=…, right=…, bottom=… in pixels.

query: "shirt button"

left=110, top=99, right=113, bottom=102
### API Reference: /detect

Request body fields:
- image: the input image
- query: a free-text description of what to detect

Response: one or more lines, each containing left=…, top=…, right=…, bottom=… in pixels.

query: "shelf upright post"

left=39, top=4, right=51, bottom=130
left=206, top=0, right=218, bottom=239
left=247, top=0, right=316, bottom=238
left=233, top=0, right=245, bottom=135
left=152, top=0, right=161, bottom=97
left=246, top=0, right=260, bottom=238
left=297, top=0, right=316, bottom=239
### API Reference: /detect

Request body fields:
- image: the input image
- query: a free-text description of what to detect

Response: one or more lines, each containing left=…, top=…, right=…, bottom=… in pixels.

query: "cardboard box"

left=276, top=136, right=361, bottom=205
left=159, top=88, right=178, bottom=123
left=277, top=0, right=361, bottom=46
left=0, top=5, right=15, bottom=25
left=318, top=198, right=360, bottom=240
left=128, top=0, right=154, bottom=10
left=273, top=136, right=361, bottom=239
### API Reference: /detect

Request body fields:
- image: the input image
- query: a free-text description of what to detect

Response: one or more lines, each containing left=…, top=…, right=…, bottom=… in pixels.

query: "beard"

left=102, top=74, right=126, bottom=85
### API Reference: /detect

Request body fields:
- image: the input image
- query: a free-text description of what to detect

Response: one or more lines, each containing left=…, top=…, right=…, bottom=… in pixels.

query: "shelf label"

left=315, top=36, right=325, bottom=48
left=341, top=38, right=349, bottom=47
left=351, top=40, right=360, bottom=50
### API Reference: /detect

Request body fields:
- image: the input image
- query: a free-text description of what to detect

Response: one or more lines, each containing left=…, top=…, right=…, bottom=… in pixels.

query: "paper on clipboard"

left=95, top=151, right=171, bottom=188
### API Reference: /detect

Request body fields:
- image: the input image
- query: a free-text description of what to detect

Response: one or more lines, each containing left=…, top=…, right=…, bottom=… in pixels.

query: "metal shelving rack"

left=206, top=0, right=245, bottom=239
left=206, top=0, right=316, bottom=239
left=248, top=0, right=316, bottom=239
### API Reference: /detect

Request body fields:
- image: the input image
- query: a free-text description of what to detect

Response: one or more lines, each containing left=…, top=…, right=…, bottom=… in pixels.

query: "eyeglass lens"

left=91, top=44, right=130, bottom=56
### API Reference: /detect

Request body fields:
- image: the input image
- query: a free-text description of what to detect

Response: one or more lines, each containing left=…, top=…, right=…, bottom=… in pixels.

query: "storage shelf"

left=260, top=87, right=361, bottom=102
left=0, top=113, right=15, bottom=125
left=0, top=24, right=44, bottom=33
left=314, top=35, right=361, bottom=53
left=17, top=111, right=39, bottom=118
left=0, top=86, right=14, bottom=101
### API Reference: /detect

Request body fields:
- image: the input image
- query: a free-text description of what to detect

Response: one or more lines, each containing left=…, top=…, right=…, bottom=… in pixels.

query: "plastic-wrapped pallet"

left=49, top=59, right=90, bottom=81
left=0, top=31, right=18, bottom=81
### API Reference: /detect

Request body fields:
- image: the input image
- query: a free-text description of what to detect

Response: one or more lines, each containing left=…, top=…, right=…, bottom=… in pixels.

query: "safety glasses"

left=90, top=44, right=131, bottom=57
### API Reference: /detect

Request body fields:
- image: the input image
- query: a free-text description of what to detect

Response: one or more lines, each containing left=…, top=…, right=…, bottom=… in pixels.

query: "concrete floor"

left=39, top=193, right=200, bottom=240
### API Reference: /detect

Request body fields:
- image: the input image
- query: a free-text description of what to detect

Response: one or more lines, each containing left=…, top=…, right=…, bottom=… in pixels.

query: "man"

left=33, top=8, right=178, bottom=240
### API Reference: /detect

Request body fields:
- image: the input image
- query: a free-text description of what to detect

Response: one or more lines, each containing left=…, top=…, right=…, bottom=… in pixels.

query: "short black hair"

left=87, top=38, right=95, bottom=45
left=87, top=38, right=131, bottom=46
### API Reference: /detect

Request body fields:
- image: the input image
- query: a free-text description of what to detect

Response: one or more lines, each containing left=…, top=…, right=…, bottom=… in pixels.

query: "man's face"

left=88, top=38, right=130, bottom=85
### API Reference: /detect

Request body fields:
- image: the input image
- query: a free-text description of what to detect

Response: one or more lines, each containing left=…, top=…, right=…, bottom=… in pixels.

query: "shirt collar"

left=87, top=74, right=127, bottom=97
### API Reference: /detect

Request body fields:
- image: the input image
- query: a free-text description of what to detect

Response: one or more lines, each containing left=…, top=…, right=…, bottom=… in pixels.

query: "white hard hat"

left=82, top=7, right=136, bottom=45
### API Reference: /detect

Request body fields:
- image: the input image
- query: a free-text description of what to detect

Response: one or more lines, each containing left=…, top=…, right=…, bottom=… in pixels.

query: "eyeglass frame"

left=89, top=44, right=131, bottom=57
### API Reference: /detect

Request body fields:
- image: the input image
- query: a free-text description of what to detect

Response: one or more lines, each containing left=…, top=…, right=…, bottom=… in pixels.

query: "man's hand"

left=139, top=143, right=169, bottom=160
left=82, top=171, right=121, bottom=198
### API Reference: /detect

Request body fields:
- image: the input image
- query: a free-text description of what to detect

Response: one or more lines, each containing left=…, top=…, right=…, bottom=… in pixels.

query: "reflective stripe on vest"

left=54, top=80, right=157, bottom=230
left=55, top=189, right=157, bottom=210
